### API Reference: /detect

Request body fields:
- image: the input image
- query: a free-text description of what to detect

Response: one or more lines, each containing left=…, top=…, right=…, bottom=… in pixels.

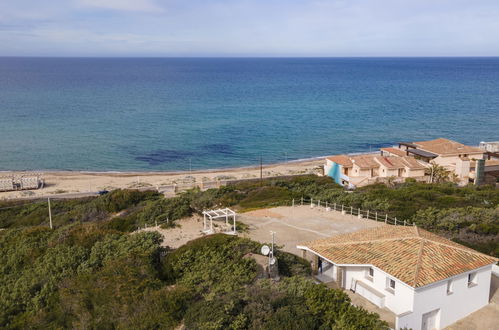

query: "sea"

left=0, top=57, right=498, bottom=171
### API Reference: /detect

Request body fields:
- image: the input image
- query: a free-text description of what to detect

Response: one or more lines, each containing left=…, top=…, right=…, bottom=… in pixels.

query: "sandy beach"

left=0, top=158, right=324, bottom=200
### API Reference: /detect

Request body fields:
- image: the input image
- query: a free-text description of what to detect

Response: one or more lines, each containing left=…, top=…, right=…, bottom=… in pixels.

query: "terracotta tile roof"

left=326, top=155, right=353, bottom=167
left=374, top=156, right=426, bottom=170
left=351, top=155, right=379, bottom=169
left=400, top=156, right=427, bottom=170
left=374, top=156, right=406, bottom=169
left=413, top=138, right=484, bottom=156
left=381, top=147, right=407, bottom=157
left=299, top=226, right=497, bottom=288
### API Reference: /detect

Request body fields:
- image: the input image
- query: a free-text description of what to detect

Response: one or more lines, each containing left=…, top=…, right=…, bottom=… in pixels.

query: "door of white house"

left=421, top=309, right=439, bottom=330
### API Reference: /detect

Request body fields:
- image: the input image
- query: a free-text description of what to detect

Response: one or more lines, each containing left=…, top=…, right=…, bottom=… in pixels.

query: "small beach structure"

left=0, top=174, right=43, bottom=192
left=0, top=178, right=15, bottom=192
left=202, top=208, right=237, bottom=235
left=297, top=226, right=497, bottom=330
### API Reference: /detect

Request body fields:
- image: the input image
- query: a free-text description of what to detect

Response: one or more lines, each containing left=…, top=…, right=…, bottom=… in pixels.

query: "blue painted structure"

left=327, top=162, right=343, bottom=186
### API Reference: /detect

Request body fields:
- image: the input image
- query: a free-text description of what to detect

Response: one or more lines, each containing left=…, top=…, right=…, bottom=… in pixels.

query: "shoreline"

left=0, top=155, right=328, bottom=175
left=0, top=157, right=327, bottom=200
left=0, top=150, right=381, bottom=175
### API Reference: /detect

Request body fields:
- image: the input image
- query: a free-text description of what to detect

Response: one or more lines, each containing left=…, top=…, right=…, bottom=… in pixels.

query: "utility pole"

left=48, top=198, right=53, bottom=229
left=269, top=231, right=275, bottom=272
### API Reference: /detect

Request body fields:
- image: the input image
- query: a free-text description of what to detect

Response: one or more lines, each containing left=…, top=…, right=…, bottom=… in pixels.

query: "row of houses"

left=325, top=138, right=499, bottom=187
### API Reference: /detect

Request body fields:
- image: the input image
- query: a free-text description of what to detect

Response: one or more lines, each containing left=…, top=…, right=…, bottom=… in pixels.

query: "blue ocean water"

left=0, top=57, right=498, bottom=171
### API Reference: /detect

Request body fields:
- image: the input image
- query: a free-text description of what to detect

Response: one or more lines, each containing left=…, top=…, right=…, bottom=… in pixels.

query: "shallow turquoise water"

left=0, top=57, right=498, bottom=171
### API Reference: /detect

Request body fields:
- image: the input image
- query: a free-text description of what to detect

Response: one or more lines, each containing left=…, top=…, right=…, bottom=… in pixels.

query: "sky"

left=1, top=0, right=499, bottom=57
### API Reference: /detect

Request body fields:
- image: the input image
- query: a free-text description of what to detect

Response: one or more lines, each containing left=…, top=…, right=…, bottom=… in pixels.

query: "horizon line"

left=1, top=55, right=499, bottom=59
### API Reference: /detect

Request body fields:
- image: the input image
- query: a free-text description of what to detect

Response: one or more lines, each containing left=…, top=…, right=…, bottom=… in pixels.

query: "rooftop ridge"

left=413, top=239, right=425, bottom=286
left=311, top=233, right=496, bottom=263
left=419, top=235, right=496, bottom=260
left=308, top=235, right=420, bottom=248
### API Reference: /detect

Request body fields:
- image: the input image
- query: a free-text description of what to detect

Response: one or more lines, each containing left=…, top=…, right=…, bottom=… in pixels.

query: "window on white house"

left=386, top=277, right=396, bottom=292
left=446, top=280, right=453, bottom=295
left=468, top=273, right=477, bottom=287
left=366, top=267, right=374, bottom=281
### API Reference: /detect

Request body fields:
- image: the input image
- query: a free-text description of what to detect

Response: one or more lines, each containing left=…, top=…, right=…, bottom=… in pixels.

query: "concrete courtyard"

left=238, top=205, right=385, bottom=256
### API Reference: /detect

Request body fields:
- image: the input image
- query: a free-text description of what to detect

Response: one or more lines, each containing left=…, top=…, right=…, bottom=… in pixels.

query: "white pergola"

left=202, top=208, right=237, bottom=235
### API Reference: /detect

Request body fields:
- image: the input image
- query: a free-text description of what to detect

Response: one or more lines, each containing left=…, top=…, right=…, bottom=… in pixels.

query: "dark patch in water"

left=135, top=150, right=197, bottom=165
left=202, top=143, right=234, bottom=155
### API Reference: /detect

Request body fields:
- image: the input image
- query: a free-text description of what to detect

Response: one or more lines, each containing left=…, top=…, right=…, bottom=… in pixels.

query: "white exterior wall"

left=324, top=159, right=334, bottom=177
left=406, top=168, right=426, bottom=178
left=397, top=265, right=493, bottom=330
left=351, top=165, right=371, bottom=178
left=433, top=153, right=484, bottom=168
left=379, top=167, right=398, bottom=178
left=343, top=266, right=414, bottom=315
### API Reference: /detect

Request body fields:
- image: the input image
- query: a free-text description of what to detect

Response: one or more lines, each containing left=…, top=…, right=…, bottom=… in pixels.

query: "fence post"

left=318, top=200, right=321, bottom=207
left=404, top=220, right=406, bottom=226
left=367, top=210, right=370, bottom=219
left=325, top=201, right=328, bottom=209
left=311, top=198, right=313, bottom=207
left=292, top=199, right=295, bottom=207
left=385, top=214, right=388, bottom=224
left=395, top=218, right=397, bottom=226
left=301, top=197, right=303, bottom=205
left=351, top=206, right=353, bottom=215
left=334, top=203, right=336, bottom=211
left=375, top=212, right=378, bottom=222
left=358, top=208, right=361, bottom=216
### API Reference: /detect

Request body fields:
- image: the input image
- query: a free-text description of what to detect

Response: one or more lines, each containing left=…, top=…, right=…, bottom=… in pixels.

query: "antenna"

left=261, top=245, right=270, bottom=256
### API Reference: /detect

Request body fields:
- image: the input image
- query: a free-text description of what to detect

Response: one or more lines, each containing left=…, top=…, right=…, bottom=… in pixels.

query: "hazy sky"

left=1, top=0, right=499, bottom=56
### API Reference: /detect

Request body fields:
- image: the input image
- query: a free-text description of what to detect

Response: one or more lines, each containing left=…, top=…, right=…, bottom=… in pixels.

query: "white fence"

left=291, top=197, right=414, bottom=227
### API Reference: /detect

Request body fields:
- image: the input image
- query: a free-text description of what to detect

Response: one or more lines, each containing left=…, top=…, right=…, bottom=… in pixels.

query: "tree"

left=426, top=163, right=451, bottom=183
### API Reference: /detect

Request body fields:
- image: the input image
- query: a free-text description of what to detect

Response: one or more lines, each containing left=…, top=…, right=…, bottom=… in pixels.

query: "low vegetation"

left=1, top=175, right=497, bottom=256
left=0, top=224, right=387, bottom=329
left=0, top=175, right=496, bottom=327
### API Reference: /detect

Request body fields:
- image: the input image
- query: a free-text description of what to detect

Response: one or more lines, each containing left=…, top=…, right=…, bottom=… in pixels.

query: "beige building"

left=325, top=154, right=426, bottom=187
left=395, top=138, right=485, bottom=184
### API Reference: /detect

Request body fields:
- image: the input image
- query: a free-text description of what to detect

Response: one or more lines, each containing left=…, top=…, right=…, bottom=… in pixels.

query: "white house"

left=297, top=226, right=497, bottom=330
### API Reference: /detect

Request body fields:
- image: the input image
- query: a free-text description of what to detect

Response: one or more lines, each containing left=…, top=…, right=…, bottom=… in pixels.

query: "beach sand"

left=0, top=158, right=324, bottom=199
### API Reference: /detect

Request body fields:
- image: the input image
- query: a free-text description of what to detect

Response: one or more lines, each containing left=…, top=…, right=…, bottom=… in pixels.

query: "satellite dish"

left=269, top=257, right=276, bottom=265
left=261, top=245, right=270, bottom=256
